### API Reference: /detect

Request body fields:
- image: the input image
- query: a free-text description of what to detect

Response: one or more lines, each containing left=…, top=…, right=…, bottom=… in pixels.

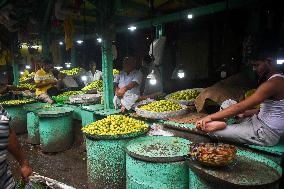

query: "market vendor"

left=34, top=58, right=61, bottom=103
left=114, top=57, right=143, bottom=112
left=196, top=52, right=284, bottom=146
left=83, top=61, right=102, bottom=86
left=57, top=72, right=79, bottom=91
left=0, top=87, right=32, bottom=188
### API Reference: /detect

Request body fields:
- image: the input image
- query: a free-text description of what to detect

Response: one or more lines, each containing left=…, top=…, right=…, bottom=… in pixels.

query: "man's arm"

left=0, top=86, right=8, bottom=94
left=125, top=81, right=139, bottom=91
left=118, top=71, right=142, bottom=96
left=7, top=128, right=32, bottom=182
left=207, top=79, right=276, bottom=121
left=35, top=80, right=57, bottom=88
left=117, top=81, right=138, bottom=97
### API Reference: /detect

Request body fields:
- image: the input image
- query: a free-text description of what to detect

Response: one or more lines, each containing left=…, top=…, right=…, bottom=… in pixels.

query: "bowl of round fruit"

left=165, top=88, right=203, bottom=105
left=189, top=143, right=237, bottom=167
left=135, top=100, right=188, bottom=119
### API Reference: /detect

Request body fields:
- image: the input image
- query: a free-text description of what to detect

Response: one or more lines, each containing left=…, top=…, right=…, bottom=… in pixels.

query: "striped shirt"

left=0, top=105, right=16, bottom=189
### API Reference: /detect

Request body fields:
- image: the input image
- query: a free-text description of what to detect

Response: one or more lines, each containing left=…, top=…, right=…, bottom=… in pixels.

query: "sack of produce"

left=0, top=99, right=35, bottom=106
left=135, top=100, right=188, bottom=119
left=165, top=88, right=203, bottom=105
left=17, top=174, right=76, bottom=189
left=52, top=91, right=84, bottom=104
left=69, top=94, right=101, bottom=104
left=60, top=67, right=84, bottom=76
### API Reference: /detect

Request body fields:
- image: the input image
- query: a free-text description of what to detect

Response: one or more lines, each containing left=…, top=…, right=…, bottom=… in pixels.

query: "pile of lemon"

left=82, top=80, right=103, bottom=92
left=139, top=100, right=182, bottom=112
left=16, top=83, right=36, bottom=91
left=60, top=67, right=83, bottom=76
left=113, top=69, right=120, bottom=75
left=82, top=115, right=148, bottom=135
left=0, top=99, right=34, bottom=105
left=169, top=89, right=200, bottom=101
left=57, top=91, right=84, bottom=98
left=19, top=72, right=35, bottom=83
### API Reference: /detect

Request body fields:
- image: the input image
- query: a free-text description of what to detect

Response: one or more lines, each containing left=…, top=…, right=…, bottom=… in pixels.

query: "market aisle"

left=7, top=120, right=88, bottom=189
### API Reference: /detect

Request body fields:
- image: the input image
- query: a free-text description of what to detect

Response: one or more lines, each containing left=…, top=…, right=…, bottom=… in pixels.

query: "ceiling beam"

left=116, top=0, right=258, bottom=32
left=41, top=0, right=54, bottom=30
left=122, top=0, right=150, bottom=12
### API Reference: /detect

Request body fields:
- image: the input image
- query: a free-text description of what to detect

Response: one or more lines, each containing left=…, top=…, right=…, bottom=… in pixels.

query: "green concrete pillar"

left=71, top=47, right=76, bottom=66
left=101, top=39, right=114, bottom=109
left=12, top=57, right=19, bottom=85
left=155, top=25, right=164, bottom=39
left=11, top=37, right=19, bottom=85
left=42, top=32, right=50, bottom=59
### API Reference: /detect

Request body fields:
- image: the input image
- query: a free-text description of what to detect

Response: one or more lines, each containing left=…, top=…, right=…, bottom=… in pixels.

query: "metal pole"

left=71, top=47, right=76, bottom=66
left=155, top=25, right=164, bottom=39
left=11, top=38, right=19, bottom=85
left=101, top=38, right=114, bottom=109
left=42, top=32, right=50, bottom=59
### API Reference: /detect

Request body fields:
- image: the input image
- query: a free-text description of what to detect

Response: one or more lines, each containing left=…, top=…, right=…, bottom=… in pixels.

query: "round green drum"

left=188, top=150, right=282, bottom=189
left=3, top=104, right=28, bottom=134
left=126, top=136, right=191, bottom=189
left=24, top=103, right=52, bottom=144
left=85, top=130, right=148, bottom=189
left=37, top=107, right=74, bottom=152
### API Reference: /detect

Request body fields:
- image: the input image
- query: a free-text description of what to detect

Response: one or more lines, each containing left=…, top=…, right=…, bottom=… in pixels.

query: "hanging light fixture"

left=76, top=40, right=84, bottom=44
left=171, top=21, right=186, bottom=79
left=97, top=38, right=102, bottom=43
left=147, top=69, right=157, bottom=85
left=81, top=75, right=87, bottom=81
left=54, top=65, right=63, bottom=70
left=128, top=26, right=137, bottom=31
left=276, top=48, right=284, bottom=65
left=25, top=65, right=31, bottom=70
left=172, top=64, right=186, bottom=79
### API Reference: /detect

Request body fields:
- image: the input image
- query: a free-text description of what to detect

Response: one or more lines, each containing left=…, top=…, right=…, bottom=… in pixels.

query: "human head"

left=123, top=57, right=137, bottom=73
left=251, top=51, right=276, bottom=77
left=39, top=58, right=53, bottom=72
left=90, top=61, right=97, bottom=73
left=142, top=54, right=154, bottom=68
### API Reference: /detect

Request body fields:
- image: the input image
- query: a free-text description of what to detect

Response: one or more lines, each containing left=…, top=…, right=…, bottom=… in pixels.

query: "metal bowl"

left=189, top=143, right=237, bottom=167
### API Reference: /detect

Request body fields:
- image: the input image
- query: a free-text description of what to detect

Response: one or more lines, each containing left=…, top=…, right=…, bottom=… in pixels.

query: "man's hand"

left=116, top=87, right=127, bottom=97
left=20, top=164, right=32, bottom=183
left=115, top=87, right=122, bottom=97
left=120, top=106, right=126, bottom=113
left=195, top=116, right=212, bottom=130
left=197, top=121, right=227, bottom=132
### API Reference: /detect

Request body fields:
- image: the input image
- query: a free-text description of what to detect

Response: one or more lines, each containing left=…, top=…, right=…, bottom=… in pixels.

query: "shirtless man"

left=196, top=53, right=284, bottom=146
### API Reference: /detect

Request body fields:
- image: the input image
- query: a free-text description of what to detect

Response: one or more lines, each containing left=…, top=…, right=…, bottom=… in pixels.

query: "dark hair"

left=143, top=54, right=155, bottom=66
left=41, top=57, right=52, bottom=65
left=250, top=50, right=275, bottom=61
